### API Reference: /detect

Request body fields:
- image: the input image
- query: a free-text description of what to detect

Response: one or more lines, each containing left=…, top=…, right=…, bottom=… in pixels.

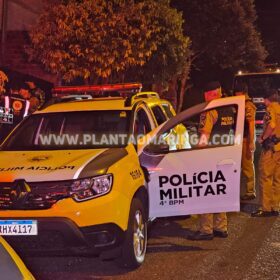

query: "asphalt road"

left=21, top=212, right=280, bottom=280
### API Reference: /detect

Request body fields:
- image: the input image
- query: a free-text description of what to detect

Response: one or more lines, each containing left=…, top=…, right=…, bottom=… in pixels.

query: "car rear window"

left=161, top=104, right=174, bottom=119
left=151, top=105, right=167, bottom=125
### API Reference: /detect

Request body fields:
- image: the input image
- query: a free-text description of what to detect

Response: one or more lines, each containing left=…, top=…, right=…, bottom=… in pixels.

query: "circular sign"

left=12, top=100, right=23, bottom=111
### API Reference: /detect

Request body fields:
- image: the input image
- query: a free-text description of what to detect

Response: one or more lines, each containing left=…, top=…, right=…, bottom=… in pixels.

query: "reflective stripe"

left=23, top=100, right=30, bottom=117
left=4, top=96, right=9, bottom=110
left=4, top=96, right=29, bottom=117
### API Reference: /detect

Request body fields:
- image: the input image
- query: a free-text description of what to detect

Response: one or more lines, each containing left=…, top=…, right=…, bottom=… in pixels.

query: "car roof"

left=35, top=98, right=130, bottom=114
left=34, top=92, right=173, bottom=114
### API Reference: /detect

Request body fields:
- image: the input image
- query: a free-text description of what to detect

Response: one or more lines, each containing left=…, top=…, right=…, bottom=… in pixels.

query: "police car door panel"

left=141, top=96, right=245, bottom=218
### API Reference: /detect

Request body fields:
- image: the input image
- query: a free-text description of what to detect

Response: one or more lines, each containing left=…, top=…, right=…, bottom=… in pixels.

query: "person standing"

left=19, top=83, right=40, bottom=114
left=188, top=81, right=234, bottom=240
left=0, top=70, right=8, bottom=106
left=252, top=89, right=280, bottom=217
left=0, top=83, right=30, bottom=143
left=25, top=81, right=46, bottom=109
left=6, top=83, right=30, bottom=123
left=234, top=82, right=256, bottom=200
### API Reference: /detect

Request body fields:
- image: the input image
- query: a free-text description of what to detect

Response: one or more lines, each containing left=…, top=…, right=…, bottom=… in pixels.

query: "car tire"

left=120, top=197, right=147, bottom=268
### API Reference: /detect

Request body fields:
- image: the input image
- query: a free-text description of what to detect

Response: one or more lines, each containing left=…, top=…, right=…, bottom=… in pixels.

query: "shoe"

left=241, top=194, right=256, bottom=201
left=251, top=210, right=276, bottom=217
left=213, top=230, right=228, bottom=238
left=187, top=231, right=213, bottom=241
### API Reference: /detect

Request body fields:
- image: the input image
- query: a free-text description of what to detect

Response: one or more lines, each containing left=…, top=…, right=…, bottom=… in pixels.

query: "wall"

left=0, top=0, right=45, bottom=31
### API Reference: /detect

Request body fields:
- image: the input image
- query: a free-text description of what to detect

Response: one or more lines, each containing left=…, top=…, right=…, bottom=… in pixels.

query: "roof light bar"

left=52, top=83, right=142, bottom=96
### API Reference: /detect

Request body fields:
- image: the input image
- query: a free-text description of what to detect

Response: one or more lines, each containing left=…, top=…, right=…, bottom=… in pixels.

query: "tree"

left=124, top=0, right=192, bottom=111
left=126, top=0, right=190, bottom=85
left=27, top=0, right=190, bottom=87
left=172, top=0, right=267, bottom=87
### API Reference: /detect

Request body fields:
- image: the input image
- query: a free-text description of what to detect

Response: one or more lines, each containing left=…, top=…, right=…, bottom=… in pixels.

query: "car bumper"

left=3, top=217, right=125, bottom=256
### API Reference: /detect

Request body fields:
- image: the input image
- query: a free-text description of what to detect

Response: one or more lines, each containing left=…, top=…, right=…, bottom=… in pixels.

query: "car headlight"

left=69, top=174, right=113, bottom=202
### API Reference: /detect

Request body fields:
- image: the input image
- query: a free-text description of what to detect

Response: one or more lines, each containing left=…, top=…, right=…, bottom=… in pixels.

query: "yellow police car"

left=0, top=85, right=245, bottom=268
left=0, top=236, right=35, bottom=280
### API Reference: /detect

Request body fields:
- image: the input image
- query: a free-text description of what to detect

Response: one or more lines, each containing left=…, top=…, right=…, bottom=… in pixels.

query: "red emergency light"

left=255, top=120, right=264, bottom=125
left=52, top=83, right=142, bottom=97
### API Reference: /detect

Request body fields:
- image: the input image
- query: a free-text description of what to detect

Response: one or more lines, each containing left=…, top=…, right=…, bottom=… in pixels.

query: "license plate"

left=0, top=220, right=38, bottom=236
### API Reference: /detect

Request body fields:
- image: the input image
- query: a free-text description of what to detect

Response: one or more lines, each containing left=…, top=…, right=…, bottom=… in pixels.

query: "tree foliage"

left=125, top=0, right=191, bottom=85
left=27, top=0, right=190, bottom=84
left=172, top=0, right=267, bottom=83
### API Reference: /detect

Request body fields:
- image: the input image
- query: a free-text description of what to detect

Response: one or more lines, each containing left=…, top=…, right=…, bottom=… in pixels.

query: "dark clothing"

left=209, top=107, right=235, bottom=141
left=0, top=94, right=29, bottom=143
left=30, top=87, right=45, bottom=109
left=4, top=94, right=30, bottom=124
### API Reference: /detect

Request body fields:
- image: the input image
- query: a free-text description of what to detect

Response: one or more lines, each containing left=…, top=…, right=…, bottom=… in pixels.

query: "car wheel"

left=120, top=197, right=147, bottom=268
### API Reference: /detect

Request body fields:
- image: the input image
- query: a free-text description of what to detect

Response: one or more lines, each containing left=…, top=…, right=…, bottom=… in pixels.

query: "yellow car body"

left=0, top=236, right=35, bottom=280
left=0, top=92, right=175, bottom=267
left=0, top=144, right=144, bottom=231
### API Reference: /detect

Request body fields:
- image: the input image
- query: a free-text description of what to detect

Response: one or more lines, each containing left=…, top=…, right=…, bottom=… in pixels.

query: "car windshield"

left=234, top=74, right=280, bottom=97
left=2, top=110, right=131, bottom=151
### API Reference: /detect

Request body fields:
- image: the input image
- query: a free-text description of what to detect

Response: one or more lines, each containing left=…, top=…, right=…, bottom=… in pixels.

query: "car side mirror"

left=145, top=143, right=170, bottom=154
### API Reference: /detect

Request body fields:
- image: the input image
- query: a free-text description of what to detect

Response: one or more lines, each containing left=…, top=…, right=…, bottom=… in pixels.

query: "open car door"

left=139, top=96, right=245, bottom=218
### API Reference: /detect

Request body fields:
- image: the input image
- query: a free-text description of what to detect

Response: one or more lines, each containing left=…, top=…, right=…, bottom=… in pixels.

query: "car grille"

left=0, top=181, right=70, bottom=210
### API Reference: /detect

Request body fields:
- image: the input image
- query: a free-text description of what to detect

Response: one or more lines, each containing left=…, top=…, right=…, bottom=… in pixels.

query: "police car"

left=0, top=84, right=245, bottom=268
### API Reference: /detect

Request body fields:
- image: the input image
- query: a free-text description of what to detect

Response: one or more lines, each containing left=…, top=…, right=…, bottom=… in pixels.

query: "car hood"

left=0, top=148, right=128, bottom=182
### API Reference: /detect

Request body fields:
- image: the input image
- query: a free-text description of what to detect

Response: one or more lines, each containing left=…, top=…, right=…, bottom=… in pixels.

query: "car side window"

left=134, top=108, right=152, bottom=136
left=161, top=104, right=174, bottom=119
left=146, top=105, right=237, bottom=153
left=151, top=105, right=167, bottom=125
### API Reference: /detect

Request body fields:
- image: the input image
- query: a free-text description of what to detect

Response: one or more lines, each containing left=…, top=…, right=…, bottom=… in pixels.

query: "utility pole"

left=1, top=0, right=8, bottom=64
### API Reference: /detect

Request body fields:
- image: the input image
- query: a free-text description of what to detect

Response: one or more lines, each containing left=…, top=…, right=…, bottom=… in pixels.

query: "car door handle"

left=217, top=159, right=236, bottom=166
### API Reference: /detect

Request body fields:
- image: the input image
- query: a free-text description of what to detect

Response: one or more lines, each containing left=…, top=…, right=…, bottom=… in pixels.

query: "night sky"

left=255, top=0, right=280, bottom=63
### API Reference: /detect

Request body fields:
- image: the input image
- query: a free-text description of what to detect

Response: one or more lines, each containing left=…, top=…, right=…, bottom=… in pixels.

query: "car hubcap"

left=133, top=210, right=146, bottom=260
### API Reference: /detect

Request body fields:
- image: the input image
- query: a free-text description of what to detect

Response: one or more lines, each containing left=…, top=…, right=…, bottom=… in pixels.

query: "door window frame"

left=142, top=97, right=245, bottom=155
